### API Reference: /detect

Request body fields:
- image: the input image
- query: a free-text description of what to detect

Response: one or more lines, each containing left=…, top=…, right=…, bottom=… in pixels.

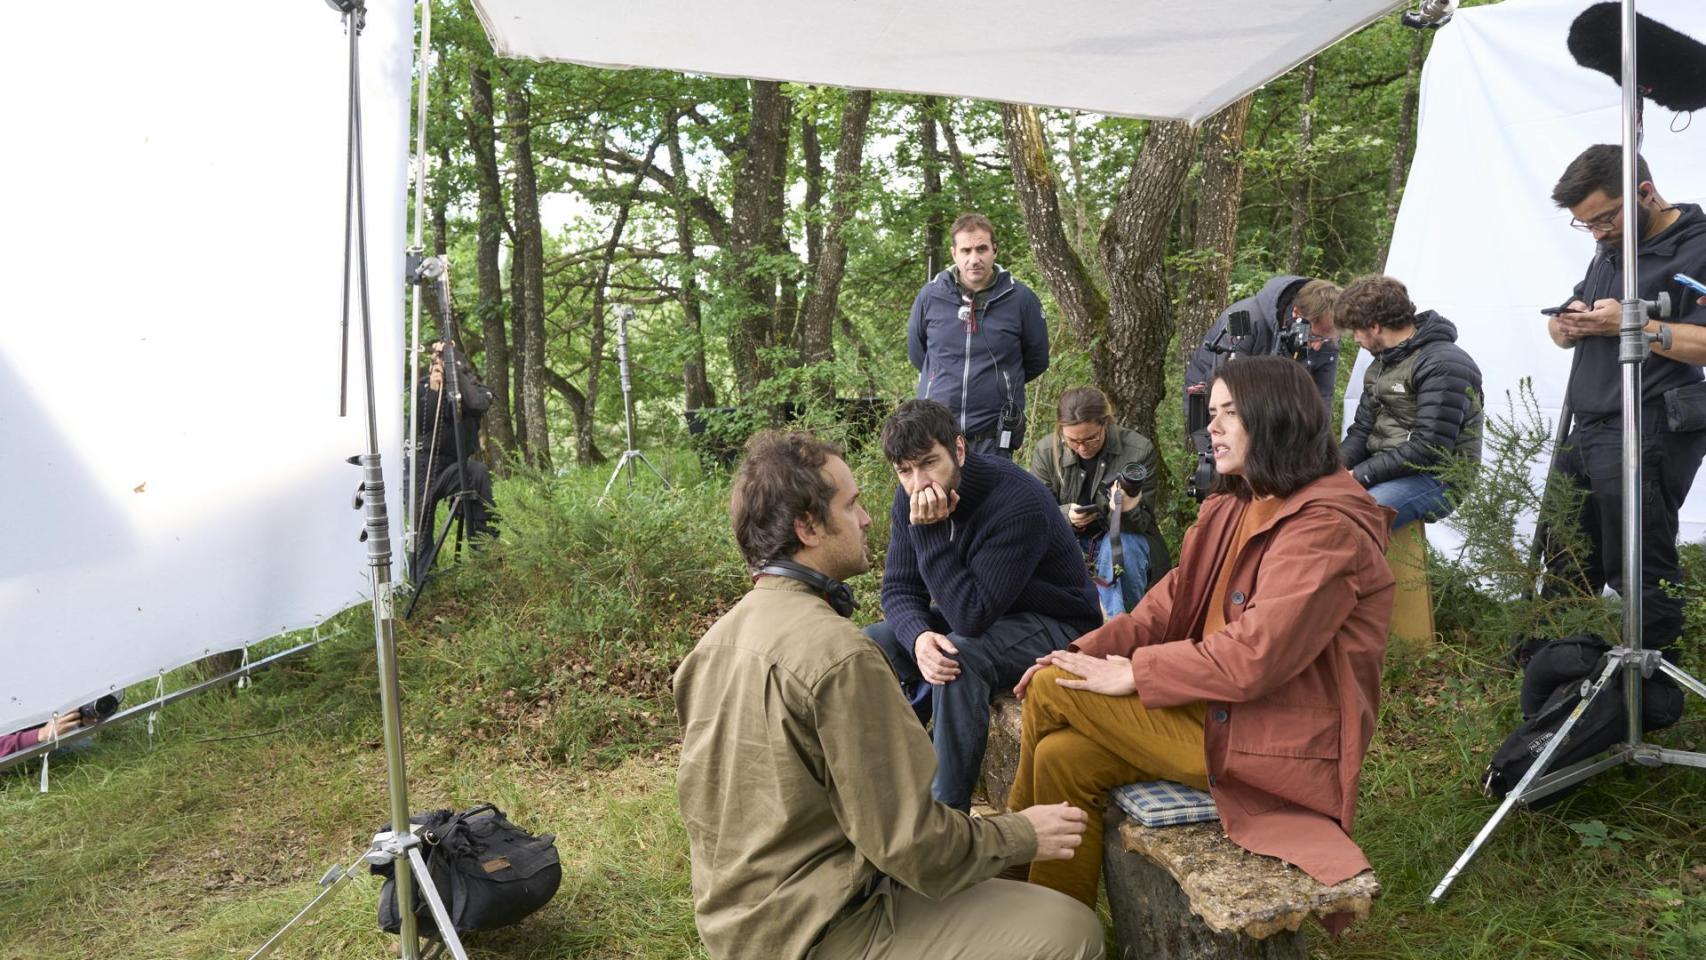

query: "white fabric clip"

left=147, top=672, right=166, bottom=740
left=237, top=646, right=253, bottom=690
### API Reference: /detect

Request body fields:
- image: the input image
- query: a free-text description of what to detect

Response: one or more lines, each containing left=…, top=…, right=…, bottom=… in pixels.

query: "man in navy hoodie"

left=865, top=400, right=1101, bottom=811
left=908, top=214, right=1049, bottom=457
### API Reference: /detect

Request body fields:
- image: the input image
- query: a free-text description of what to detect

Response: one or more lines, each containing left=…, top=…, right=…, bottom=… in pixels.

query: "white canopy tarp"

left=471, top=0, right=1404, bottom=123
left=1376, top=0, right=1706, bottom=550
left=0, top=0, right=414, bottom=733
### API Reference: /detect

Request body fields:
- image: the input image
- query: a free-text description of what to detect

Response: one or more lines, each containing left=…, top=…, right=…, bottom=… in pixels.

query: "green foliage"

left=1428, top=379, right=1618, bottom=646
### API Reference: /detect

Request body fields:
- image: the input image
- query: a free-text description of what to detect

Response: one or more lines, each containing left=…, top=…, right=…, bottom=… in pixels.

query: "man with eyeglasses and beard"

left=907, top=213, right=1049, bottom=457
left=1541, top=144, right=1706, bottom=683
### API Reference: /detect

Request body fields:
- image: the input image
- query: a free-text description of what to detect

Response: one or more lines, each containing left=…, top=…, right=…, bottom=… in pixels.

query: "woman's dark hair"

left=1209, top=356, right=1342, bottom=499
left=729, top=430, right=842, bottom=570
left=881, top=399, right=961, bottom=464
left=1055, top=386, right=1113, bottom=427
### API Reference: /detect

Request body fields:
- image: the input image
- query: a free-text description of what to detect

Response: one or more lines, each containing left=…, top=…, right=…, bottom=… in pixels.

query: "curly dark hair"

left=729, top=430, right=843, bottom=570
left=1209, top=356, right=1342, bottom=499
left=880, top=399, right=961, bottom=465
left=1334, top=274, right=1416, bottom=333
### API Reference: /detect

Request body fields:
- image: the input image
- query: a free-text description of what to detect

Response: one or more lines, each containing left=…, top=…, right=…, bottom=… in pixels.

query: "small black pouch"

left=1663, top=380, right=1706, bottom=433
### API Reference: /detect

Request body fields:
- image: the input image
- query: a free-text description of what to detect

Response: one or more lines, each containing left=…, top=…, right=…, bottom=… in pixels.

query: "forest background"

left=4, top=2, right=1705, bottom=959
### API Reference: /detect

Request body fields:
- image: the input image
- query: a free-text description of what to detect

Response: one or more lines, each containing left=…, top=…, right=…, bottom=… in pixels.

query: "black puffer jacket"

left=1341, top=311, right=1484, bottom=488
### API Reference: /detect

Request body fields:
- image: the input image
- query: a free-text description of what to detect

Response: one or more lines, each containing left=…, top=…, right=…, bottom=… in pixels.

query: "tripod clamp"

left=1618, top=291, right=1672, bottom=362
left=363, top=824, right=424, bottom=868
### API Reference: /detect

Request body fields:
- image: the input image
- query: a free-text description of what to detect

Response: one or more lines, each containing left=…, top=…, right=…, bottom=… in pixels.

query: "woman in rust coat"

left=1009, top=356, right=1395, bottom=907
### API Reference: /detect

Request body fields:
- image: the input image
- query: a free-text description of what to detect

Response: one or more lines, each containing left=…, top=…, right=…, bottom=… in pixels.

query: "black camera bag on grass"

left=375, top=803, right=561, bottom=937
left=1482, top=634, right=1684, bottom=808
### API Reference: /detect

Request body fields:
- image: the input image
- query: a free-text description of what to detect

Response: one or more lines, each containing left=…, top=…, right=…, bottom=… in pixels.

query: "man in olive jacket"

left=1336, top=275, right=1483, bottom=530
left=673, top=430, right=1101, bottom=960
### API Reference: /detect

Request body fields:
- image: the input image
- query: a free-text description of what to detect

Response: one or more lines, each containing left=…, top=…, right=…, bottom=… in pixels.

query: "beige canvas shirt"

left=674, top=577, right=1037, bottom=960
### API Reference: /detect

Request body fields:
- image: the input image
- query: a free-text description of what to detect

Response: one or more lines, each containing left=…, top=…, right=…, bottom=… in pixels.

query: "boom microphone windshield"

left=1567, top=3, right=1706, bottom=113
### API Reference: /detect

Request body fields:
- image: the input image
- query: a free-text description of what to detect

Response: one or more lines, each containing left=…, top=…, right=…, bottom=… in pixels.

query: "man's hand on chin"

left=909, top=483, right=959, bottom=526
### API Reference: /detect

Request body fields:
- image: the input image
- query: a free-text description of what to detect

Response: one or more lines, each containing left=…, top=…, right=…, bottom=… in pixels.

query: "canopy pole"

left=403, top=0, right=434, bottom=579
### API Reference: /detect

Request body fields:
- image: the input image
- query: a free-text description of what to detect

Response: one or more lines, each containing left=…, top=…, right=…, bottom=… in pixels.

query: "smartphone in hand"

left=1675, top=273, right=1706, bottom=297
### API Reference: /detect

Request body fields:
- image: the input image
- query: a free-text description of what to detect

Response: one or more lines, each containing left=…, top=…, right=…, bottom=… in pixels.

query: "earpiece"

left=758, top=560, right=858, bottom=618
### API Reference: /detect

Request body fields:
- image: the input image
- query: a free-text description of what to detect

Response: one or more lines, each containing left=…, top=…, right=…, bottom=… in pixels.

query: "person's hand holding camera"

left=36, top=713, right=83, bottom=743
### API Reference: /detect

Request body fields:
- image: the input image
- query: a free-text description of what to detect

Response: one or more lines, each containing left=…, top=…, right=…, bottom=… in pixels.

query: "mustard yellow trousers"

left=1007, top=665, right=1208, bottom=907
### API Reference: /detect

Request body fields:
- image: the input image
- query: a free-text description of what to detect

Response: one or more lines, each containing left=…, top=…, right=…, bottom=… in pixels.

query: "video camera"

left=79, top=693, right=121, bottom=724
left=1276, top=315, right=1313, bottom=361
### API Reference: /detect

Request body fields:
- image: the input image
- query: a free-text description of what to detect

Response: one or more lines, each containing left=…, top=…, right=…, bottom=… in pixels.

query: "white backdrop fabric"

left=470, top=0, right=1402, bottom=123
left=1372, top=0, right=1706, bottom=555
left=0, top=1, right=414, bottom=732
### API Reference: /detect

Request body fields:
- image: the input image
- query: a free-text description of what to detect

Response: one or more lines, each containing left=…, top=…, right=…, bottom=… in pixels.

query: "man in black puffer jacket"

left=1336, top=274, right=1483, bottom=531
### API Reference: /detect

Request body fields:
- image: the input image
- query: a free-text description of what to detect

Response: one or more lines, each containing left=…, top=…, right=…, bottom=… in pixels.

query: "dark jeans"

left=864, top=610, right=1079, bottom=810
left=1546, top=416, right=1706, bottom=651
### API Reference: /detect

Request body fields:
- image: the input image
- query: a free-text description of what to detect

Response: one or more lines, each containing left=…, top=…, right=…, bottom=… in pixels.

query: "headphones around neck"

left=758, top=560, right=858, bottom=618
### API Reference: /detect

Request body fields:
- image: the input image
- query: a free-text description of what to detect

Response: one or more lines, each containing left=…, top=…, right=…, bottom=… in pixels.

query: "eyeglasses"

left=1569, top=208, right=1622, bottom=234
left=1061, top=428, right=1105, bottom=451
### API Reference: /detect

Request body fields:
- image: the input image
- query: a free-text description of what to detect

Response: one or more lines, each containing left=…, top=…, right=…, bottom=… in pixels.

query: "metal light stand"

left=406, top=258, right=479, bottom=611
left=1430, top=0, right=1706, bottom=903
left=599, top=305, right=671, bottom=502
left=249, top=4, right=467, bottom=958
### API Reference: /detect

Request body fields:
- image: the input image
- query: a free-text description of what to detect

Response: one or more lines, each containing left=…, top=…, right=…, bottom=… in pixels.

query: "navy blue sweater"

left=880, top=452, right=1101, bottom=646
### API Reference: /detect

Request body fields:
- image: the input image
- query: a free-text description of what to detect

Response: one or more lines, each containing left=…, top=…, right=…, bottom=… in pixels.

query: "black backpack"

left=1482, top=634, right=1684, bottom=808
left=374, top=803, right=562, bottom=937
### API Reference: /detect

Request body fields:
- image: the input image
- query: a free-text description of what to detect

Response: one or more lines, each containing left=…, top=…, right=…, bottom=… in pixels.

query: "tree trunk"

left=505, top=77, right=551, bottom=471
left=798, top=90, right=874, bottom=401
left=1286, top=60, right=1318, bottom=275
left=1097, top=121, right=1199, bottom=445
left=999, top=104, right=1109, bottom=352
left=545, top=369, right=604, bottom=464
left=667, top=112, right=716, bottom=412
left=466, top=63, right=517, bottom=467
left=578, top=139, right=661, bottom=466
left=939, top=104, right=974, bottom=206
left=1176, top=95, right=1254, bottom=364
left=508, top=227, right=529, bottom=461
left=727, top=80, right=790, bottom=398
left=796, top=109, right=824, bottom=342
left=1377, top=32, right=1427, bottom=268
left=1002, top=104, right=1196, bottom=447
left=920, top=98, right=946, bottom=280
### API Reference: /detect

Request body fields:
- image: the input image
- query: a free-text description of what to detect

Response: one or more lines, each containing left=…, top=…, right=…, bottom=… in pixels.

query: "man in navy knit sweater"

left=865, top=400, right=1102, bottom=810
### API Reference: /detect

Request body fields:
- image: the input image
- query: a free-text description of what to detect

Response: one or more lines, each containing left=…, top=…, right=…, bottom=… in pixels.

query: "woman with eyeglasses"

left=1030, top=386, right=1168, bottom=619
left=1009, top=356, right=1394, bottom=917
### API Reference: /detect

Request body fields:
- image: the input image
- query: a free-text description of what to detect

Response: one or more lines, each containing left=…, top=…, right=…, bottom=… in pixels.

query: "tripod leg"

left=599, top=452, right=638, bottom=503
left=246, top=856, right=365, bottom=960
left=404, top=499, right=465, bottom=619
left=1657, top=659, right=1706, bottom=699
left=1429, top=653, right=1625, bottom=903
left=406, top=846, right=471, bottom=960
left=632, top=451, right=673, bottom=490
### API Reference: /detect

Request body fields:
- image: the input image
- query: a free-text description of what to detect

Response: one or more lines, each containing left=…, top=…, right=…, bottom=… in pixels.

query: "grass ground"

left=3, top=451, right=1704, bottom=959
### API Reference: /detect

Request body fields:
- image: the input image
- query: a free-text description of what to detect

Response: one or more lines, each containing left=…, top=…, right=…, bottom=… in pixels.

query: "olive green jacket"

left=673, top=577, right=1037, bottom=960
left=1030, top=425, right=1161, bottom=531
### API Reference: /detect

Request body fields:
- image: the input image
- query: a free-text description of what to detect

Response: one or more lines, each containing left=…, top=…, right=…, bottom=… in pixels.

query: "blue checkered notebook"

left=1111, top=780, right=1219, bottom=827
